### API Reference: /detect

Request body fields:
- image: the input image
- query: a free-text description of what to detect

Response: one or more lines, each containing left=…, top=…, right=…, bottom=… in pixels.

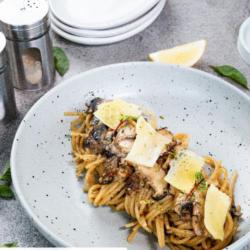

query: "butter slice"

left=164, top=150, right=204, bottom=193
left=204, top=184, right=231, bottom=241
left=94, top=99, right=141, bottom=129
left=126, top=117, right=171, bottom=168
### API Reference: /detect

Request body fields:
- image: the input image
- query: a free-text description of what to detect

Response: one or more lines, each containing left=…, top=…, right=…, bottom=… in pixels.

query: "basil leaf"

left=210, top=65, right=249, bottom=89
left=0, top=242, right=18, bottom=248
left=0, top=185, right=14, bottom=199
left=53, top=47, right=69, bottom=76
left=0, top=162, right=12, bottom=185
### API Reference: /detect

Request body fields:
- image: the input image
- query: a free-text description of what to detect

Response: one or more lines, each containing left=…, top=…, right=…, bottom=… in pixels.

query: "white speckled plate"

left=11, top=63, right=250, bottom=249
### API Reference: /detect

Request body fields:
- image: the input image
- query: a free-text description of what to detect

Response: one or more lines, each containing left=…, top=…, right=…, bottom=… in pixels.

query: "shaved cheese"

left=204, top=184, right=231, bottom=241
left=126, top=117, right=171, bottom=168
left=141, top=107, right=158, bottom=129
left=94, top=99, right=141, bottom=129
left=164, top=150, right=204, bottom=193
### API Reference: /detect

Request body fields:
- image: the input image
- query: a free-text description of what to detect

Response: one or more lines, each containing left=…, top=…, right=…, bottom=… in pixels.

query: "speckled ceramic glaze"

left=11, top=62, right=250, bottom=249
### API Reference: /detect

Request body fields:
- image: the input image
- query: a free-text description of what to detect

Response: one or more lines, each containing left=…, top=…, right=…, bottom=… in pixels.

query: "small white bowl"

left=238, top=17, right=250, bottom=66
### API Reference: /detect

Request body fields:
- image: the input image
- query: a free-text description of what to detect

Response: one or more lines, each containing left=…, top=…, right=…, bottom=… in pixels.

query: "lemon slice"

left=148, top=40, right=207, bottom=67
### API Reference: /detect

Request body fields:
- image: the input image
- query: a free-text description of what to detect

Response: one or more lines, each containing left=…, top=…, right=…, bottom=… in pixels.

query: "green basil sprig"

left=210, top=65, right=249, bottom=90
left=195, top=171, right=207, bottom=192
left=0, top=242, right=18, bottom=248
left=0, top=162, right=14, bottom=199
left=0, top=185, right=14, bottom=199
left=53, top=47, right=69, bottom=76
left=0, top=162, right=12, bottom=185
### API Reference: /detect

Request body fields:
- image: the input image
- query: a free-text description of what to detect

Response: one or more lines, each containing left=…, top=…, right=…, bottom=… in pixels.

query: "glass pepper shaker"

left=0, top=0, right=55, bottom=91
left=0, top=32, right=17, bottom=121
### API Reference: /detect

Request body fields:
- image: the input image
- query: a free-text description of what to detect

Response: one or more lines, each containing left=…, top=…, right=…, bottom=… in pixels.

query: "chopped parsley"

left=139, top=199, right=154, bottom=205
left=119, top=114, right=138, bottom=122
left=159, top=115, right=165, bottom=120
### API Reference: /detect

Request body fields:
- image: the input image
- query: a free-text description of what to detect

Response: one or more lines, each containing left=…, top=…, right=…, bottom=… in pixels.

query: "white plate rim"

left=11, top=62, right=250, bottom=248
left=49, top=0, right=160, bottom=30
left=50, top=0, right=164, bottom=38
left=51, top=0, right=165, bottom=45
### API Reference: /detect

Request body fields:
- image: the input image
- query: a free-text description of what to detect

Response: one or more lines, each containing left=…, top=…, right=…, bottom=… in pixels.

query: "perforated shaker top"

left=0, top=0, right=49, bottom=40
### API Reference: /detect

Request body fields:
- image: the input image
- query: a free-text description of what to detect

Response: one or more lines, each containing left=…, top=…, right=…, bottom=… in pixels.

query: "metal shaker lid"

left=0, top=0, right=49, bottom=41
left=0, top=32, right=7, bottom=70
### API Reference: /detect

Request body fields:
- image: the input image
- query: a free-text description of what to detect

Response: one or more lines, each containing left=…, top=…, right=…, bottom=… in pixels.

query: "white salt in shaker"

left=0, top=32, right=17, bottom=121
left=0, top=0, right=55, bottom=91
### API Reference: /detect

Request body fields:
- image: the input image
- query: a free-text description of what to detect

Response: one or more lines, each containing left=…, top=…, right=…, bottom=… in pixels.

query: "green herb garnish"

left=120, top=114, right=138, bottom=122
left=0, top=162, right=12, bottom=185
left=168, top=151, right=177, bottom=159
left=140, top=199, right=154, bottom=205
left=195, top=171, right=207, bottom=192
left=0, top=242, right=18, bottom=248
left=159, top=115, right=165, bottom=120
left=53, top=47, right=69, bottom=76
left=0, top=185, right=14, bottom=199
left=210, top=65, right=248, bottom=89
left=0, top=162, right=14, bottom=199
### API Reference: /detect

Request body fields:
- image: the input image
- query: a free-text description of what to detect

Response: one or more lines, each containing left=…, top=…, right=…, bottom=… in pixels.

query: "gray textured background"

left=1, top=0, right=250, bottom=247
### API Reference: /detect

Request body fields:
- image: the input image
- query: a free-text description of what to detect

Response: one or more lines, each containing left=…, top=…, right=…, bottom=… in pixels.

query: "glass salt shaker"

left=0, top=32, right=17, bottom=121
left=0, top=0, right=55, bottom=91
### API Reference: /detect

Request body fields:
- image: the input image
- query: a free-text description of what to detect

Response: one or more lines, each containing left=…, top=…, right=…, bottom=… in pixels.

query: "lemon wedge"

left=148, top=40, right=207, bottom=67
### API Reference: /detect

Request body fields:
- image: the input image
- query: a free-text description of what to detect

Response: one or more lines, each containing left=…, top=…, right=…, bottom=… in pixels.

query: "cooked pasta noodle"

left=66, top=99, right=240, bottom=250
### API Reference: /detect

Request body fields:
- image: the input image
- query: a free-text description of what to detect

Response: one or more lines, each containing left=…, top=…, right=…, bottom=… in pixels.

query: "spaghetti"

left=65, top=98, right=241, bottom=250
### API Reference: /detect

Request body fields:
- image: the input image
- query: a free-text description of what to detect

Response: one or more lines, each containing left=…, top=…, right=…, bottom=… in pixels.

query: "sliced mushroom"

left=87, top=97, right=104, bottom=113
left=137, top=164, right=168, bottom=197
left=84, top=124, right=109, bottom=154
left=105, top=123, right=136, bottom=158
left=174, top=194, right=193, bottom=221
left=230, top=205, right=242, bottom=218
left=114, top=124, right=136, bottom=153
left=192, top=192, right=204, bottom=236
left=153, top=189, right=172, bottom=201
left=192, top=215, right=202, bottom=236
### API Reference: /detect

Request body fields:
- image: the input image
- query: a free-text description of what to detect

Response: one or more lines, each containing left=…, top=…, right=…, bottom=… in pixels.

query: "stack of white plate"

left=49, top=0, right=166, bottom=45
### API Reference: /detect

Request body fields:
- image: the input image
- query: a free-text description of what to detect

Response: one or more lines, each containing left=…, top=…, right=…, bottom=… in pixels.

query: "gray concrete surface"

left=0, top=0, right=250, bottom=247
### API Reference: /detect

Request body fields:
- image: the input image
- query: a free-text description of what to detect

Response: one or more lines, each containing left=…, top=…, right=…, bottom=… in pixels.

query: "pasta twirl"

left=66, top=98, right=241, bottom=250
